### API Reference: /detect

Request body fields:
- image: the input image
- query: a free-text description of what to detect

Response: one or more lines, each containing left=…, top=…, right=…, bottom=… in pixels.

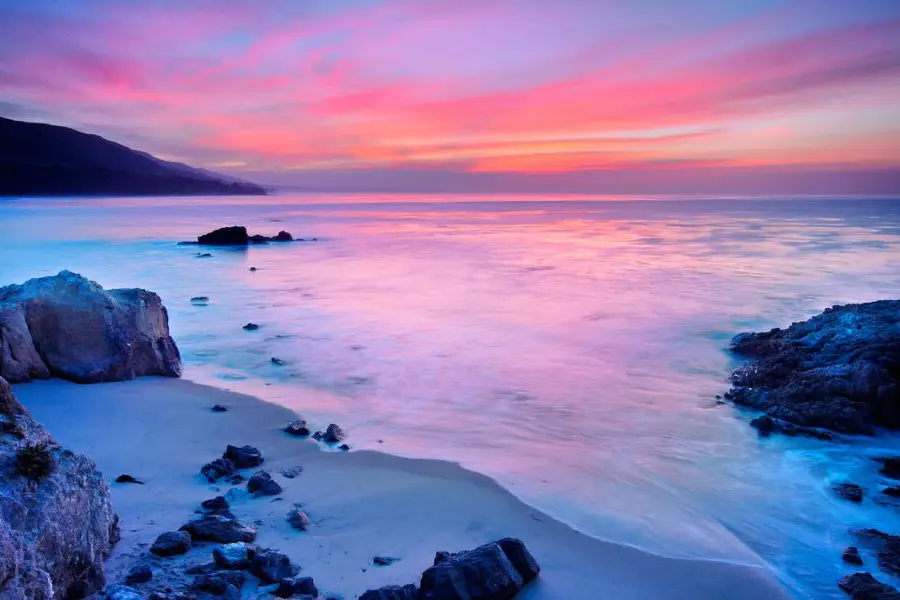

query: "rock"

left=149, top=592, right=197, bottom=600
left=286, top=508, right=310, bottom=531
left=249, top=235, right=268, bottom=243
left=201, top=496, right=230, bottom=514
left=281, top=466, right=303, bottom=479
left=104, top=585, right=144, bottom=600
left=213, top=542, right=255, bottom=570
left=272, top=231, right=294, bottom=242
left=224, top=444, right=263, bottom=468
left=201, top=458, right=236, bottom=483
left=151, top=531, right=193, bottom=556
left=726, top=300, right=900, bottom=435
left=877, top=457, right=900, bottom=480
left=243, top=323, right=260, bottom=331
left=838, top=572, right=900, bottom=599
left=212, top=404, right=228, bottom=412
left=433, top=551, right=451, bottom=566
left=196, top=253, right=213, bottom=258
left=0, top=376, right=118, bottom=599
left=284, top=420, right=309, bottom=437
left=191, top=570, right=246, bottom=594
left=125, top=564, right=153, bottom=585
left=247, top=471, right=282, bottom=496
left=885, top=487, right=900, bottom=498
left=360, top=585, right=419, bottom=600
left=419, top=539, right=539, bottom=600
left=0, top=303, right=50, bottom=382
left=116, top=474, right=145, bottom=484
left=844, top=546, right=864, bottom=565
left=339, top=444, right=350, bottom=451
left=198, top=226, right=249, bottom=246
left=249, top=548, right=296, bottom=583
left=373, top=556, right=399, bottom=566
left=0, top=271, right=181, bottom=383
left=271, top=357, right=285, bottom=366
left=186, top=562, right=219, bottom=575
left=249, top=267, right=257, bottom=272
left=749, top=414, right=834, bottom=440
left=854, top=529, right=900, bottom=575
left=273, top=575, right=317, bottom=598
left=227, top=474, right=245, bottom=485
left=323, top=423, right=344, bottom=443
left=835, top=482, right=865, bottom=503
left=190, top=296, right=209, bottom=304
left=180, top=515, right=257, bottom=543
left=312, top=431, right=324, bottom=440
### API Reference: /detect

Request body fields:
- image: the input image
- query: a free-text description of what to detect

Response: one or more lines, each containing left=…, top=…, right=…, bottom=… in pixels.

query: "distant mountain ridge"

left=0, top=116, right=267, bottom=196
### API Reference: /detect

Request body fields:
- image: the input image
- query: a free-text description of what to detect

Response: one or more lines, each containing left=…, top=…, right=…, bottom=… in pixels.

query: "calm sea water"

left=2, top=194, right=900, bottom=598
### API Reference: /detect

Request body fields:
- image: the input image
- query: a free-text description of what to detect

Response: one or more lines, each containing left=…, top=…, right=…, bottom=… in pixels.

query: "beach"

left=15, top=376, right=792, bottom=599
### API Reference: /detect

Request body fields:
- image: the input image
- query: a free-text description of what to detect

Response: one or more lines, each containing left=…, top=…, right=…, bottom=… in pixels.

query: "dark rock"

left=420, top=541, right=524, bottom=600
left=854, top=529, right=900, bottom=575
left=312, top=431, right=324, bottom=440
left=373, top=556, right=399, bottom=566
left=115, top=474, right=145, bottom=484
left=223, top=444, right=263, bottom=468
left=213, top=542, right=255, bottom=570
left=249, top=267, right=257, bottom=272
left=726, top=300, right=900, bottom=435
left=838, top=572, right=900, bottom=599
left=323, top=424, right=344, bottom=443
left=271, top=357, right=285, bottom=366
left=281, top=466, right=303, bottom=479
left=243, top=323, right=260, bottom=331
left=201, top=458, right=236, bottom=483
left=0, top=379, right=117, bottom=599
left=125, top=564, right=153, bottom=585
left=0, top=271, right=181, bottom=383
left=201, top=496, right=230, bottom=513
left=286, top=508, right=310, bottom=531
left=191, top=570, right=246, bottom=595
left=149, top=592, right=197, bottom=600
left=179, top=515, right=257, bottom=543
left=272, top=231, right=293, bottom=242
left=844, top=546, right=864, bottom=565
left=249, top=235, right=268, bottom=244
left=884, top=487, right=900, bottom=498
left=226, top=474, right=245, bottom=485
left=433, top=551, right=451, bottom=566
left=249, top=548, right=296, bottom=583
left=273, top=575, right=317, bottom=598
left=360, top=585, right=418, bottom=600
left=198, top=227, right=249, bottom=246
left=339, top=444, right=350, bottom=451
left=248, top=471, right=282, bottom=496
left=835, top=482, right=865, bottom=503
left=749, top=414, right=834, bottom=440
left=284, top=420, right=309, bottom=437
left=151, top=531, right=192, bottom=557
left=212, top=404, right=228, bottom=412
left=496, top=538, right=540, bottom=583
left=185, top=562, right=219, bottom=575
left=103, top=585, right=144, bottom=600
left=196, top=253, right=213, bottom=258
left=190, top=296, right=209, bottom=304
left=878, top=457, right=900, bottom=480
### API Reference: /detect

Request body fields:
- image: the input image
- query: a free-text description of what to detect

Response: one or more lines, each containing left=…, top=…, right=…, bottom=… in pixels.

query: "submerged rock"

left=190, top=296, right=210, bottom=304
left=750, top=414, right=834, bottom=440
left=843, top=546, right=864, bottom=565
left=878, top=457, right=900, bottom=480
left=0, top=376, right=118, bottom=599
left=360, top=585, right=419, bottom=600
left=223, top=444, right=263, bottom=468
left=727, top=300, right=900, bottom=435
left=419, top=538, right=539, bottom=600
left=834, top=482, right=865, bottom=503
left=0, top=271, right=181, bottom=383
left=373, top=556, right=400, bottom=566
left=854, top=529, right=900, bottom=575
left=180, top=515, right=257, bottom=543
left=838, top=572, right=900, bottom=599
left=115, top=474, right=145, bottom=484
left=212, top=404, right=228, bottom=412
left=151, top=531, right=192, bottom=557
left=270, top=357, right=285, bottom=366
left=242, top=323, right=260, bottom=331
left=247, top=471, right=282, bottom=496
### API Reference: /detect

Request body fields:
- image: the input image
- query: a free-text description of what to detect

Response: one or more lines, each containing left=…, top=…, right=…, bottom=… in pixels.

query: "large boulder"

left=198, top=226, right=249, bottom=246
left=179, top=515, right=256, bottom=544
left=726, top=300, right=900, bottom=434
left=360, top=584, right=418, bottom=600
left=838, top=572, right=900, bottom=599
left=0, top=271, right=181, bottom=383
left=0, top=376, right=119, bottom=599
left=419, top=538, right=539, bottom=600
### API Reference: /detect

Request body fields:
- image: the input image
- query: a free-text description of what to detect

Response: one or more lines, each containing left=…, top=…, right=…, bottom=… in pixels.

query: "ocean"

left=2, top=194, right=899, bottom=598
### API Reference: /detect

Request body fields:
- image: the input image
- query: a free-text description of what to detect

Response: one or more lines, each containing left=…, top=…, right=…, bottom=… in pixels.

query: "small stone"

left=834, top=482, right=864, bottom=503
left=191, top=296, right=209, bottom=303
left=115, top=474, right=145, bottom=484
left=284, top=420, right=310, bottom=437
left=212, top=404, right=228, bottom=412
left=273, top=576, right=317, bottom=598
left=196, top=253, right=212, bottom=258
left=323, top=424, right=344, bottom=443
left=271, top=357, right=285, bottom=366
left=150, top=531, right=192, bottom=557
left=248, top=471, right=282, bottom=496
left=191, top=571, right=245, bottom=595
left=281, top=466, right=303, bottom=479
left=223, top=444, right=263, bottom=468
left=359, top=584, right=418, bottom=600
left=243, top=322, right=260, bottom=331
left=226, top=473, right=245, bottom=485
left=104, top=585, right=144, bottom=600
left=125, top=564, right=153, bottom=585
left=843, top=546, right=864, bottom=565
left=373, top=556, right=399, bottom=566
left=287, top=508, right=310, bottom=531
left=250, top=548, right=296, bottom=583
left=312, top=431, right=324, bottom=440
left=249, top=267, right=258, bottom=272
left=338, top=444, right=350, bottom=451
left=201, top=458, right=236, bottom=483
left=214, top=542, right=255, bottom=570
left=180, top=515, right=257, bottom=543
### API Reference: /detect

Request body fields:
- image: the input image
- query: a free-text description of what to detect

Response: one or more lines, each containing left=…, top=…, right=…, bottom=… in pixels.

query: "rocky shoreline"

left=724, top=299, right=900, bottom=598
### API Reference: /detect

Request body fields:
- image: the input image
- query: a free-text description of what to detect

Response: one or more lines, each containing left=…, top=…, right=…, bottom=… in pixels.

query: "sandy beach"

left=13, top=377, right=793, bottom=599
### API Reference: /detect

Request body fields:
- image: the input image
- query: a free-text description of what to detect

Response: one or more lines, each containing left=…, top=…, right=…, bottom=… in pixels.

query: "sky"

left=1, top=0, right=900, bottom=194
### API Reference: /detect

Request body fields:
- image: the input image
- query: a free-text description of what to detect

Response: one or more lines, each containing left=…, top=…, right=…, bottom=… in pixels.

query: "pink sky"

left=1, top=0, right=899, bottom=193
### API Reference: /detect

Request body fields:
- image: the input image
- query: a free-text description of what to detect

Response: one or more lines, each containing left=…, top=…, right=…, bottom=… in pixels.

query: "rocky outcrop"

left=194, top=227, right=295, bottom=246
left=726, top=300, right=900, bottom=435
left=838, top=572, right=900, bottom=599
left=0, top=271, right=181, bottom=384
left=0, top=376, right=118, bottom=599
left=179, top=515, right=257, bottom=544
left=360, top=585, right=419, bottom=600
left=420, top=538, right=539, bottom=600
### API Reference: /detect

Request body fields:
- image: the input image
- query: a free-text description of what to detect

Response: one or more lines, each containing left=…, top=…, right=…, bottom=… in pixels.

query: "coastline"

left=13, top=377, right=794, bottom=599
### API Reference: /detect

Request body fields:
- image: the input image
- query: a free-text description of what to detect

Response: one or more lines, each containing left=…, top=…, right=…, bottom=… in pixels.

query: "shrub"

left=16, top=442, right=55, bottom=481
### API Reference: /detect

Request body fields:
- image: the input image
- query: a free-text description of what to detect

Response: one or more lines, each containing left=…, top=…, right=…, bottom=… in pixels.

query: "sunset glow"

left=2, top=0, right=899, bottom=192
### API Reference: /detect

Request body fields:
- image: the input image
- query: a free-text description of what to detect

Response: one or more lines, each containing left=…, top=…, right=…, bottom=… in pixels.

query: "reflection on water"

left=2, top=194, right=900, bottom=598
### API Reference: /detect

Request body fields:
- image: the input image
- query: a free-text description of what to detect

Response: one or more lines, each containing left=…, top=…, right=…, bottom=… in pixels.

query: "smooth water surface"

left=2, top=194, right=900, bottom=598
